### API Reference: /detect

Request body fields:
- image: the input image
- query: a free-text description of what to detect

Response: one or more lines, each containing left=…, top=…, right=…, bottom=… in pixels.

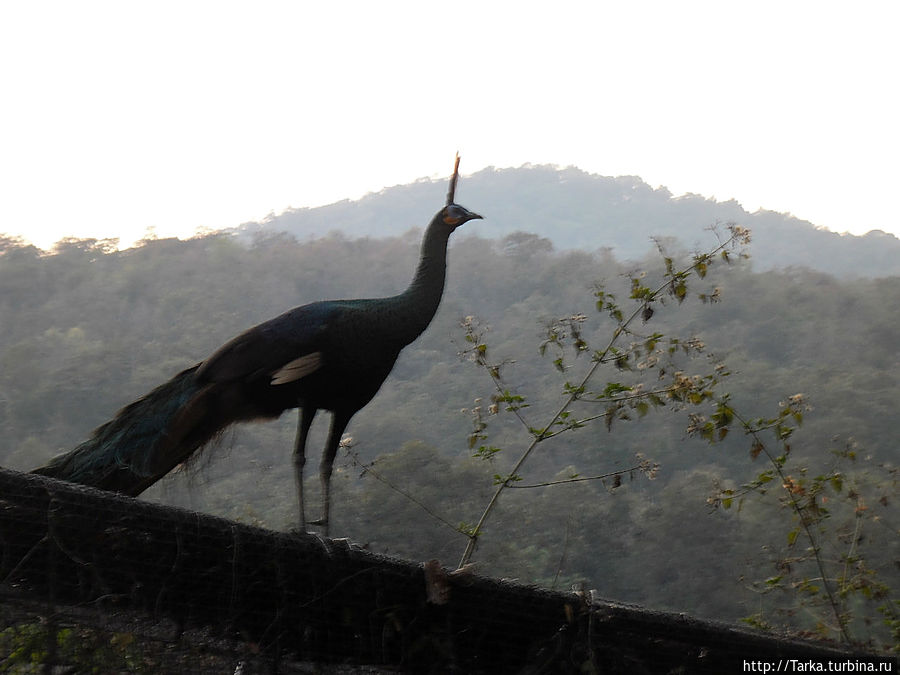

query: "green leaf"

left=800, top=580, right=820, bottom=595
left=474, top=445, right=503, bottom=461
left=601, top=382, right=631, bottom=398
left=787, top=529, right=799, bottom=547
left=713, top=403, right=734, bottom=428
left=457, top=522, right=480, bottom=537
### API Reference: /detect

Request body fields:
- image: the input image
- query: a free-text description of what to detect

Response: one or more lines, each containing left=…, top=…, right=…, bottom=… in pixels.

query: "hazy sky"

left=2, top=1, right=897, bottom=249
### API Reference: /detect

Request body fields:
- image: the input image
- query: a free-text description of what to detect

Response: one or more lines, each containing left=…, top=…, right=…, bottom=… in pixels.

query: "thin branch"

left=343, top=445, right=461, bottom=535
left=482, top=366, right=536, bottom=434
left=728, top=404, right=853, bottom=644
left=551, top=518, right=571, bottom=590
left=838, top=495, right=865, bottom=616
left=538, top=383, right=700, bottom=441
left=457, top=231, right=745, bottom=568
left=577, top=385, right=682, bottom=405
left=507, top=463, right=644, bottom=489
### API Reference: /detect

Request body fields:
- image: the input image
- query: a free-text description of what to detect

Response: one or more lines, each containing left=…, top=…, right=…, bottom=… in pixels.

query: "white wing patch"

left=270, top=352, right=323, bottom=385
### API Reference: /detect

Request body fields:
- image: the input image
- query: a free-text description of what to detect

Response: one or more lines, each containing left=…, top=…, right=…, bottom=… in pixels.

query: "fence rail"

left=0, top=468, right=889, bottom=673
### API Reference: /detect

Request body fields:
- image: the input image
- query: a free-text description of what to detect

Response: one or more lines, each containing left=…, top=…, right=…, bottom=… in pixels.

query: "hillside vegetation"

left=1, top=181, right=897, bottom=650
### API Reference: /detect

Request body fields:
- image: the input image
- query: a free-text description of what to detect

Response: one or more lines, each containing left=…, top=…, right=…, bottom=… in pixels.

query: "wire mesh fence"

left=0, top=467, right=891, bottom=673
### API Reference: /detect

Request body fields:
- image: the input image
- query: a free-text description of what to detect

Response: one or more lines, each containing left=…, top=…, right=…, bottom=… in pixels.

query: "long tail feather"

left=32, top=366, right=224, bottom=496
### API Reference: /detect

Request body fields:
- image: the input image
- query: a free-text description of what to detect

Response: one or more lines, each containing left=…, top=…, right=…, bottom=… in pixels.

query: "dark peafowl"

left=33, top=159, right=482, bottom=535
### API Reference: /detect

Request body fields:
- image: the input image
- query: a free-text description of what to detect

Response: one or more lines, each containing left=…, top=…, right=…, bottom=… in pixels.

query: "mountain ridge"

left=237, top=165, right=900, bottom=278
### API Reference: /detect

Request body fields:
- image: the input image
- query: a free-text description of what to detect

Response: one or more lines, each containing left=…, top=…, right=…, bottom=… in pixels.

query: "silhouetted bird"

left=33, top=164, right=481, bottom=535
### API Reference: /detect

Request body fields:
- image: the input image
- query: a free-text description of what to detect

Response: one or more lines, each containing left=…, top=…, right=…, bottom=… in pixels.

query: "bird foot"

left=305, top=516, right=330, bottom=538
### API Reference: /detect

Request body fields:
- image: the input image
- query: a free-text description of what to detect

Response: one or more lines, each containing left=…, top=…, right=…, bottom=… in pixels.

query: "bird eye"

left=443, top=205, right=463, bottom=226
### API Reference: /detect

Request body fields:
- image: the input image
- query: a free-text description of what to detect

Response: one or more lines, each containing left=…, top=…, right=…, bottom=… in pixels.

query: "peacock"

left=33, top=158, right=482, bottom=535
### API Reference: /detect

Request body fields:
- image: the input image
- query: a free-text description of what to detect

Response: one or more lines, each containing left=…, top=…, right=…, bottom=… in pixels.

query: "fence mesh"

left=0, top=467, right=889, bottom=673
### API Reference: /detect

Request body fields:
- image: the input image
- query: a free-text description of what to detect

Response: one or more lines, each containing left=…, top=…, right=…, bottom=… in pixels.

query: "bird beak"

left=444, top=207, right=483, bottom=227
left=458, top=211, right=483, bottom=227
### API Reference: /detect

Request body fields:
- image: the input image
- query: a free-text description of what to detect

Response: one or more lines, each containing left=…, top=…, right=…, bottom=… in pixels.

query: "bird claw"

left=303, top=516, right=330, bottom=538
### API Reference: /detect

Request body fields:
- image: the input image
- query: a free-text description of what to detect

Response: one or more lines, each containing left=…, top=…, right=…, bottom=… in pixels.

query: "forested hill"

left=1, top=171, right=898, bottom=650
left=238, top=165, right=900, bottom=278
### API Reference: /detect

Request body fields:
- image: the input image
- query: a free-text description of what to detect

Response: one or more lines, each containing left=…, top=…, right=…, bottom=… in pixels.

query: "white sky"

left=1, top=1, right=898, bottom=250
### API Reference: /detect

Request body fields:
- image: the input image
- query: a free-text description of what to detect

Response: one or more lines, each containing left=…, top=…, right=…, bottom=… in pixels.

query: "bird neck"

left=391, top=216, right=451, bottom=345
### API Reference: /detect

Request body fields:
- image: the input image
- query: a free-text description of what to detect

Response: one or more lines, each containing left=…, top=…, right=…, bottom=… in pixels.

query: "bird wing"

left=197, top=303, right=335, bottom=386
left=270, top=352, right=323, bottom=385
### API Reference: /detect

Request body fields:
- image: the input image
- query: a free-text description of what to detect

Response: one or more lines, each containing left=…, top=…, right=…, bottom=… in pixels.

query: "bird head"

left=441, top=203, right=483, bottom=230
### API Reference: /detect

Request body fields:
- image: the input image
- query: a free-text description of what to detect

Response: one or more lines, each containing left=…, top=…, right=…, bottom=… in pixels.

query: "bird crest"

left=446, top=153, right=461, bottom=206
left=442, top=154, right=481, bottom=226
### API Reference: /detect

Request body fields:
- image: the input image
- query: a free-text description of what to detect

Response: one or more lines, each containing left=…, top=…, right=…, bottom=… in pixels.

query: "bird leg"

left=309, top=410, right=352, bottom=538
left=293, top=407, right=316, bottom=532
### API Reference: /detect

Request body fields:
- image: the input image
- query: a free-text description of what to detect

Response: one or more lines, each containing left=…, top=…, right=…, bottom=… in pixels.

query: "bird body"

left=33, top=201, right=482, bottom=534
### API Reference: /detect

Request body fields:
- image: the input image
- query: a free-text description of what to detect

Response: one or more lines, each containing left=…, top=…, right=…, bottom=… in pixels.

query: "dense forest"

left=0, top=180, right=897, bottom=651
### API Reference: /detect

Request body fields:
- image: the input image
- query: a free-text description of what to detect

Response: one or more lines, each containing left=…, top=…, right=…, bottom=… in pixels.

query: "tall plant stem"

left=729, top=404, right=853, bottom=644
left=457, top=232, right=743, bottom=569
